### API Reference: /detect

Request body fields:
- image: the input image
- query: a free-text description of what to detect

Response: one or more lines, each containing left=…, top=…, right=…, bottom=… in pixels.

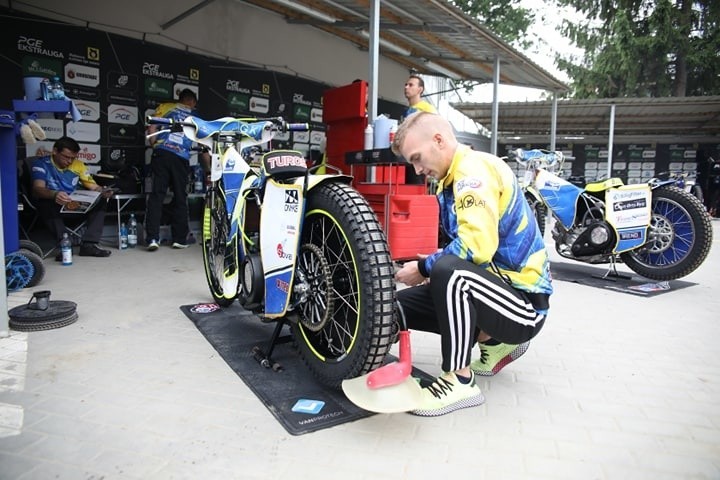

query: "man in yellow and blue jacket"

left=391, top=112, right=552, bottom=417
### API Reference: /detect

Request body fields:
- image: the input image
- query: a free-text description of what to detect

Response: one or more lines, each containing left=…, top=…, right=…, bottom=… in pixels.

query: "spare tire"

left=9, top=300, right=78, bottom=332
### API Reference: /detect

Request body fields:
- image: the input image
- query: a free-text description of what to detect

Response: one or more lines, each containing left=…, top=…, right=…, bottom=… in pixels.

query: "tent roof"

left=169, top=0, right=568, bottom=92
left=452, top=96, right=720, bottom=144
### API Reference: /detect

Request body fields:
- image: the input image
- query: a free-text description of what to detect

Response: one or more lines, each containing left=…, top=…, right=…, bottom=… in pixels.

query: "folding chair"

left=18, top=156, right=88, bottom=258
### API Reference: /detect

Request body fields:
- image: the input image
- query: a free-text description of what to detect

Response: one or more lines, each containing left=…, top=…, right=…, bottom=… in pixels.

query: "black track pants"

left=397, top=255, right=547, bottom=373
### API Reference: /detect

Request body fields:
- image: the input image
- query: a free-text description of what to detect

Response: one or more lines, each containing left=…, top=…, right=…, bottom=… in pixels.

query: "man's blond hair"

left=391, top=112, right=454, bottom=156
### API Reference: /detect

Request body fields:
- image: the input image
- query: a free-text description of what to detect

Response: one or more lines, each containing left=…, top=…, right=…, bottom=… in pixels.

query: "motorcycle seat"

left=585, top=177, right=624, bottom=192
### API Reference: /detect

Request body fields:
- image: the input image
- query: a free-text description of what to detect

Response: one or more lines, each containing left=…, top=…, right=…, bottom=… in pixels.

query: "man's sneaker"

left=470, top=341, right=530, bottom=376
left=410, top=371, right=485, bottom=417
left=172, top=242, right=189, bottom=249
left=147, top=240, right=159, bottom=252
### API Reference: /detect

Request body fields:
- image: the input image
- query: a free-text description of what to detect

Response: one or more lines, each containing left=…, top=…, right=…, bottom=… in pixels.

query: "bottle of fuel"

left=128, top=214, right=138, bottom=248
left=60, top=232, right=72, bottom=266
left=120, top=222, right=128, bottom=250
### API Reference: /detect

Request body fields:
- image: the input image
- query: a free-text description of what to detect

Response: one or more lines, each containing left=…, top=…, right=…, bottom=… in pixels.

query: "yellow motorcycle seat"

left=585, top=177, right=624, bottom=192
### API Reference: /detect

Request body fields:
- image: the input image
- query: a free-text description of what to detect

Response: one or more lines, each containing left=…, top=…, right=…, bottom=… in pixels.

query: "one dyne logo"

left=284, top=190, right=299, bottom=212
left=142, top=62, right=174, bottom=80
left=17, top=36, right=64, bottom=58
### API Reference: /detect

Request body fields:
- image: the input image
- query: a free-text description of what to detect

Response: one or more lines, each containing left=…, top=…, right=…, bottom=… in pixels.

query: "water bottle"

left=40, top=78, right=51, bottom=101
left=49, top=76, right=65, bottom=100
left=364, top=124, right=374, bottom=150
left=60, top=233, right=72, bottom=266
left=194, top=165, right=204, bottom=193
left=120, top=222, right=128, bottom=250
left=128, top=214, right=138, bottom=248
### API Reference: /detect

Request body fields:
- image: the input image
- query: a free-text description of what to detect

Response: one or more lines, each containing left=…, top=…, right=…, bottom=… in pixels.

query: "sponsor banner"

left=25, top=141, right=54, bottom=158
left=64, top=86, right=100, bottom=101
left=16, top=36, right=64, bottom=59
left=107, top=104, right=139, bottom=125
left=228, top=93, right=249, bottom=111
left=249, top=96, right=269, bottom=114
left=72, top=99, right=101, bottom=121
left=107, top=71, right=138, bottom=91
left=67, top=121, right=101, bottom=142
left=64, top=63, right=100, bottom=87
left=21, top=55, right=62, bottom=78
left=310, top=108, right=323, bottom=123
left=141, top=62, right=174, bottom=80
left=34, top=118, right=64, bottom=140
left=293, top=103, right=311, bottom=121
left=293, top=131, right=310, bottom=143
left=108, top=124, right=139, bottom=144
left=145, top=78, right=173, bottom=99
left=68, top=47, right=100, bottom=66
left=107, top=92, right=137, bottom=105
left=310, top=130, right=325, bottom=145
left=77, top=143, right=102, bottom=165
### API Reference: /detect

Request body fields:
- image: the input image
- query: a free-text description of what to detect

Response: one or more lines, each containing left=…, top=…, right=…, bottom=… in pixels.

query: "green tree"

left=555, top=0, right=720, bottom=98
left=451, top=0, right=536, bottom=50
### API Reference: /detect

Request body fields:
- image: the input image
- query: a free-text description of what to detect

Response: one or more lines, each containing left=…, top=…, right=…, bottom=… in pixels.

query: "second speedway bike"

left=513, top=148, right=713, bottom=281
left=147, top=115, right=396, bottom=388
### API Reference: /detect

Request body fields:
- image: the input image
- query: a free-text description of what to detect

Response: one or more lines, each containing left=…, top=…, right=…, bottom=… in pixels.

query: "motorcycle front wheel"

left=291, top=182, right=396, bottom=389
left=620, top=186, right=713, bottom=281
left=201, top=183, right=238, bottom=306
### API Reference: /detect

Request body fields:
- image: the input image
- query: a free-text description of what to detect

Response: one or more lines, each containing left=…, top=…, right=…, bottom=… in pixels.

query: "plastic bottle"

left=364, top=124, right=374, bottom=150
left=128, top=214, right=138, bottom=248
left=389, top=123, right=397, bottom=144
left=60, top=233, right=72, bottom=266
left=40, top=78, right=51, bottom=101
left=49, top=76, right=65, bottom=100
left=120, top=222, right=128, bottom=250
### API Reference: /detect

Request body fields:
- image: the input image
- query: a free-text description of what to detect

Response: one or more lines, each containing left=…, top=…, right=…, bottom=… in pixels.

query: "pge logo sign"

left=107, top=104, right=138, bottom=125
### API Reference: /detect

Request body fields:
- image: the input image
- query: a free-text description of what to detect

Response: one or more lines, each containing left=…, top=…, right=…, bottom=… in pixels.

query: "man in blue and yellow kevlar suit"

left=391, top=112, right=552, bottom=417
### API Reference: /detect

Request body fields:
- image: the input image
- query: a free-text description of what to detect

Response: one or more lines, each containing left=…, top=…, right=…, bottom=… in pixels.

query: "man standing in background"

left=403, top=74, right=438, bottom=119
left=145, top=88, right=208, bottom=251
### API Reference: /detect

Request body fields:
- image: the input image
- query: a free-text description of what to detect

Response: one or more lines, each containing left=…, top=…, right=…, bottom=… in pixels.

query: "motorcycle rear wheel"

left=201, top=184, right=237, bottom=307
left=525, top=191, right=547, bottom=238
left=620, top=186, right=713, bottom=281
left=291, top=182, right=396, bottom=389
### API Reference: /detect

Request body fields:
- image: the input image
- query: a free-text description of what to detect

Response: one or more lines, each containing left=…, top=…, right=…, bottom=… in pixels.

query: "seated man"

left=31, top=136, right=113, bottom=259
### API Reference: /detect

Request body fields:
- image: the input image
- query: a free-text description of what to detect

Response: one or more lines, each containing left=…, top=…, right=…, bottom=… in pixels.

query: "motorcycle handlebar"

left=284, top=122, right=309, bottom=132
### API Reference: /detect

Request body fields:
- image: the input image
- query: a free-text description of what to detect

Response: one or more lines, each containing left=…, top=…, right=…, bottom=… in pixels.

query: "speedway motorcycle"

left=512, top=149, right=713, bottom=281
left=146, top=115, right=396, bottom=388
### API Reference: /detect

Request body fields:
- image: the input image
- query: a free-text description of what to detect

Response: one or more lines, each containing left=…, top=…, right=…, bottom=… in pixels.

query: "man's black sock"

left=482, top=338, right=500, bottom=346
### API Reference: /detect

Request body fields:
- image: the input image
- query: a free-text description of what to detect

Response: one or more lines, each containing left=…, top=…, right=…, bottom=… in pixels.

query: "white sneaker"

left=172, top=242, right=189, bottom=249
left=410, top=371, right=485, bottom=417
left=147, top=240, right=159, bottom=252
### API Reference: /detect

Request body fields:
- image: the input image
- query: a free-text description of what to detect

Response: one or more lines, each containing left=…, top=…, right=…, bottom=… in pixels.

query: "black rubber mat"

left=180, top=303, right=431, bottom=435
left=550, top=262, right=695, bottom=297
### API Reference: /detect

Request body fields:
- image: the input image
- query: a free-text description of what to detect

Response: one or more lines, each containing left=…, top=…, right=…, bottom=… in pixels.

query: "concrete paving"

left=1, top=220, right=719, bottom=480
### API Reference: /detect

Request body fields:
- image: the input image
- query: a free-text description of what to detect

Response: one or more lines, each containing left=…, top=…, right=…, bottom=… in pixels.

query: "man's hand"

left=55, top=191, right=71, bottom=205
left=395, top=260, right=426, bottom=286
left=100, top=187, right=115, bottom=199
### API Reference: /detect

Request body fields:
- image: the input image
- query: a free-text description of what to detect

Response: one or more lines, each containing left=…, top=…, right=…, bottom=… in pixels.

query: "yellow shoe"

left=410, top=371, right=485, bottom=417
left=470, top=341, right=530, bottom=376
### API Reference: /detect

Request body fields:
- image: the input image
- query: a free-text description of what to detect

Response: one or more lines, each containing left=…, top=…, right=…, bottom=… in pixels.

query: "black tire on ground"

left=620, top=186, right=713, bottom=281
left=290, top=182, right=396, bottom=389
left=201, top=185, right=236, bottom=307
left=19, top=239, right=43, bottom=258
left=18, top=249, right=45, bottom=287
left=9, top=300, right=78, bottom=331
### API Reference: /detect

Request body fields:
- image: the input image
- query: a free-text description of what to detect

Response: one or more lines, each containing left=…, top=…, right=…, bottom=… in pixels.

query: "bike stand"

left=592, top=257, right=633, bottom=282
left=251, top=319, right=292, bottom=372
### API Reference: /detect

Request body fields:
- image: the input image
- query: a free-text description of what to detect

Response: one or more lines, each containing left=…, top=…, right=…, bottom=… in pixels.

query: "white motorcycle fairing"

left=260, top=177, right=305, bottom=317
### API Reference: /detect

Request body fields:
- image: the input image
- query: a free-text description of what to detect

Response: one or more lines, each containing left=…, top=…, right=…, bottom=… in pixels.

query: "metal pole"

left=607, top=103, right=615, bottom=179
left=550, top=93, right=558, bottom=151
left=491, top=55, right=500, bottom=155
left=367, top=0, right=380, bottom=123
left=1, top=171, right=8, bottom=337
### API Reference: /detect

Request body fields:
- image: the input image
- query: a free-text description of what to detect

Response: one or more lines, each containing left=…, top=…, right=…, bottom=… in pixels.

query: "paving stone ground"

left=1, top=220, right=719, bottom=480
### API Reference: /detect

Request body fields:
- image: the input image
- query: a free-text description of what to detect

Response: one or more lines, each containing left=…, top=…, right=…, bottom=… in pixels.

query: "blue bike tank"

left=535, top=169, right=583, bottom=228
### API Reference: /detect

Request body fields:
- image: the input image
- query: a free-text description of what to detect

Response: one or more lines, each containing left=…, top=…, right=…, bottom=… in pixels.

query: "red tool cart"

left=323, top=82, right=438, bottom=261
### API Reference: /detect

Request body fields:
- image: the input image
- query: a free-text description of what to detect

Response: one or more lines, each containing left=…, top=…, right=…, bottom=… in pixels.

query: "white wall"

left=2, top=0, right=411, bottom=103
